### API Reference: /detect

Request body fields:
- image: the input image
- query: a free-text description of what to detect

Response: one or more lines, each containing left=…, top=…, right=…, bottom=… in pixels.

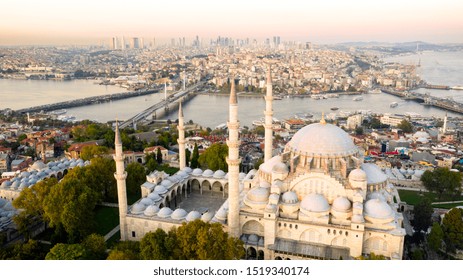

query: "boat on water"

left=294, top=113, right=313, bottom=121
left=390, top=102, right=398, bottom=108
left=368, top=89, right=382, bottom=94
left=451, top=86, right=463, bottom=90
left=273, top=95, right=283, bottom=100
left=330, top=107, right=339, bottom=111
left=353, top=96, right=363, bottom=101
left=50, top=109, right=67, bottom=115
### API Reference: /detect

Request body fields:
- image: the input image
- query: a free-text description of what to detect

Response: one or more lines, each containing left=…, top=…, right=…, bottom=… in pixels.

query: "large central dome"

left=286, top=122, right=357, bottom=157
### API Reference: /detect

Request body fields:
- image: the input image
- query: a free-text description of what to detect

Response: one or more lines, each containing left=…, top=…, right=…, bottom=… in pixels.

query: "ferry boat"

left=451, top=86, right=463, bottom=90
left=330, top=107, right=339, bottom=111
left=368, top=89, right=382, bottom=94
left=50, top=109, right=67, bottom=115
left=353, top=96, right=363, bottom=101
left=390, top=102, right=398, bottom=108
left=273, top=95, right=283, bottom=100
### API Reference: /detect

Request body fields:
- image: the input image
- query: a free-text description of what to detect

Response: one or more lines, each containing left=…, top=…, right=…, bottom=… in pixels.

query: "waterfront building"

left=114, top=78, right=406, bottom=260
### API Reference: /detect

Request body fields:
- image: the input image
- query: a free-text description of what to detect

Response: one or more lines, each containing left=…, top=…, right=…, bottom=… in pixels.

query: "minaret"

left=264, top=65, right=274, bottom=162
left=177, top=102, right=186, bottom=169
left=113, top=121, right=128, bottom=241
left=226, top=77, right=241, bottom=238
left=443, top=113, right=448, bottom=134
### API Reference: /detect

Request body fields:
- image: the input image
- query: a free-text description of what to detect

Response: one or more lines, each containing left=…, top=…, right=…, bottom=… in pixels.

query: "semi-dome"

left=259, top=156, right=284, bottom=174
left=213, top=170, right=226, bottom=179
left=244, top=186, right=270, bottom=209
left=367, top=191, right=386, bottom=201
left=272, top=162, right=289, bottom=174
left=185, top=210, right=201, bottom=221
left=286, top=122, right=358, bottom=157
left=131, top=203, right=146, bottom=214
left=215, top=208, right=228, bottom=221
left=281, top=191, right=298, bottom=204
left=362, top=163, right=388, bottom=185
left=364, top=198, right=394, bottom=220
left=171, top=208, right=188, bottom=220
left=202, top=169, right=214, bottom=177
left=300, top=193, right=330, bottom=213
left=332, top=197, right=352, bottom=212
left=157, top=207, right=173, bottom=218
left=143, top=205, right=160, bottom=216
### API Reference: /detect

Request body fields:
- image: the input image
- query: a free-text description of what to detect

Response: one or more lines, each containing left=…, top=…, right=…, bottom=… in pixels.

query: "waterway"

left=1, top=51, right=463, bottom=128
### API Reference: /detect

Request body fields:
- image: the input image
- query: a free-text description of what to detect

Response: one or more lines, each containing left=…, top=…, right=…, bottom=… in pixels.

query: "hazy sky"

left=1, top=0, right=462, bottom=45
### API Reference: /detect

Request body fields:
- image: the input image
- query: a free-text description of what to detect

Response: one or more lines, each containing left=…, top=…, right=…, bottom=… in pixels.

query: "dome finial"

left=320, top=112, right=326, bottom=125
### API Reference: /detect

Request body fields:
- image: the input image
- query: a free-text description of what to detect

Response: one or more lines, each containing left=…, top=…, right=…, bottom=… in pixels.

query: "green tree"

left=413, top=197, right=433, bottom=233
left=126, top=162, right=145, bottom=198
left=107, top=241, right=140, bottom=260
left=398, top=120, right=413, bottom=133
left=254, top=126, right=265, bottom=136
left=46, top=243, right=87, bottom=260
left=82, top=233, right=107, bottom=260
left=254, top=158, right=264, bottom=170
left=43, top=176, right=99, bottom=243
left=80, top=145, right=109, bottom=161
left=198, top=143, right=228, bottom=171
left=421, top=168, right=462, bottom=199
left=355, top=126, right=364, bottom=135
left=156, top=147, right=163, bottom=164
left=145, top=157, right=158, bottom=174
left=18, top=134, right=27, bottom=142
left=441, top=208, right=463, bottom=252
left=140, top=229, right=178, bottom=260
left=175, top=220, right=244, bottom=260
left=428, top=222, right=444, bottom=252
left=190, top=143, right=200, bottom=169
left=185, top=148, right=191, bottom=167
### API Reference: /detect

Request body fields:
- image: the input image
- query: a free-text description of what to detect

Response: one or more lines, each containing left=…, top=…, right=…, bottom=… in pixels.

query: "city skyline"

left=1, top=0, right=463, bottom=45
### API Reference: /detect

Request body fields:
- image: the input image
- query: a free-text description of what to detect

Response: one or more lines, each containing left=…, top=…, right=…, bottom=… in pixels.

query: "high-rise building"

left=130, top=37, right=140, bottom=49
left=110, top=37, right=117, bottom=50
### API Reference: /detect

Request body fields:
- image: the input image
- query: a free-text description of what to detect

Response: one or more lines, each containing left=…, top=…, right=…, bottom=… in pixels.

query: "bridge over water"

left=118, top=81, right=206, bottom=129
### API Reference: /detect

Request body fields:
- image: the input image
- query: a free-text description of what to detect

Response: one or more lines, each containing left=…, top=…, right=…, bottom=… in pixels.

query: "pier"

left=15, top=89, right=158, bottom=114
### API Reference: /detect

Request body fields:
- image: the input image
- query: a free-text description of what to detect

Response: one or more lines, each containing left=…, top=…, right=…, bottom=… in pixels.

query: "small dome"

left=154, top=185, right=168, bottom=194
left=47, top=161, right=56, bottom=167
left=213, top=170, right=226, bottom=179
left=21, top=172, right=31, bottom=178
left=281, top=191, right=298, bottom=204
left=157, top=207, right=173, bottom=218
left=332, top=197, right=352, bottom=212
left=202, top=169, right=214, bottom=177
left=349, top=168, right=367, bottom=182
left=364, top=199, right=394, bottom=220
left=265, top=204, right=277, bottom=212
left=167, top=175, right=181, bottom=183
left=161, top=179, right=173, bottom=188
left=300, top=193, right=330, bottom=213
left=19, top=181, right=29, bottom=189
left=51, top=166, right=60, bottom=171
left=407, top=169, right=415, bottom=175
left=147, top=192, right=162, bottom=202
left=182, top=167, right=192, bottom=174
left=144, top=205, right=160, bottom=217
left=57, top=163, right=66, bottom=169
left=140, top=197, right=154, bottom=206
left=1, top=181, right=11, bottom=189
left=201, top=211, right=215, bottom=222
left=131, top=203, right=146, bottom=214
left=272, top=162, right=289, bottom=174
left=258, top=237, right=264, bottom=246
left=185, top=211, right=201, bottom=221
left=30, top=160, right=47, bottom=171
left=177, top=171, right=188, bottom=179
left=192, top=168, right=203, bottom=176
left=11, top=181, right=20, bottom=190
left=171, top=208, right=188, bottom=220
left=240, top=235, right=248, bottom=243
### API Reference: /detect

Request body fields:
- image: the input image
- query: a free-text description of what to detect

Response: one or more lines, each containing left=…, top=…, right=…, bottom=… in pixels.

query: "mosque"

left=113, top=68, right=405, bottom=260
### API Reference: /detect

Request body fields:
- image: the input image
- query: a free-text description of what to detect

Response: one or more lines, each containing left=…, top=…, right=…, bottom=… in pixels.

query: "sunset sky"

left=1, top=0, right=462, bottom=45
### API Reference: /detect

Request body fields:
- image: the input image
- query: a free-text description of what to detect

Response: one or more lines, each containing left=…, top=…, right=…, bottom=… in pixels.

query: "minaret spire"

left=114, top=120, right=128, bottom=241
left=177, top=102, right=186, bottom=170
left=264, top=64, right=274, bottom=162
left=443, top=113, right=448, bottom=134
left=226, top=76, right=241, bottom=238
